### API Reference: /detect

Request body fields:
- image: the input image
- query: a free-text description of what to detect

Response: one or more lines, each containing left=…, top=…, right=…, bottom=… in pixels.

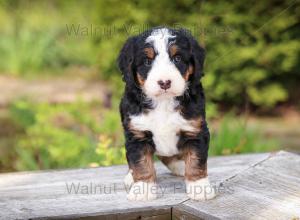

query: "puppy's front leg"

left=184, top=145, right=216, bottom=201
left=125, top=144, right=157, bottom=201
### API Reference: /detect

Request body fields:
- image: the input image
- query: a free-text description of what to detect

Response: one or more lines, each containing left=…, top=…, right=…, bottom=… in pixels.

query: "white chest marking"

left=130, top=99, right=196, bottom=156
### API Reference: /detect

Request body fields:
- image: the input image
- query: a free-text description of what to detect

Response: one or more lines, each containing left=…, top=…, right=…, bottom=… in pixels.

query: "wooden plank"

left=177, top=151, right=300, bottom=220
left=0, top=153, right=270, bottom=219
left=47, top=207, right=171, bottom=220
left=172, top=205, right=218, bottom=220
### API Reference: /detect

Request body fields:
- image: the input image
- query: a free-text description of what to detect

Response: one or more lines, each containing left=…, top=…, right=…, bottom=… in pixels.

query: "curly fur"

left=117, top=27, right=213, bottom=201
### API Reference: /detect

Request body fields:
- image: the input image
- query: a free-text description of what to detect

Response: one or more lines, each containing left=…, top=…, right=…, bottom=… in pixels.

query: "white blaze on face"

left=144, top=28, right=186, bottom=99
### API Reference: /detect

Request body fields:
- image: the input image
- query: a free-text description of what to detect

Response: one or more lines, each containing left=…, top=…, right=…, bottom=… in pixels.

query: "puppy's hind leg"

left=158, top=155, right=185, bottom=176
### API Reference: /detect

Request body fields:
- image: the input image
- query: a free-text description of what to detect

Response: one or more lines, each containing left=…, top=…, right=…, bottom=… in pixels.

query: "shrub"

left=1, top=0, right=299, bottom=108
left=9, top=100, right=125, bottom=170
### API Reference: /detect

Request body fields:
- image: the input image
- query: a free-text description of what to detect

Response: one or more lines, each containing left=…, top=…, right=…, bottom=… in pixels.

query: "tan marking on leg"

left=131, top=148, right=156, bottom=182
left=184, top=148, right=207, bottom=181
left=158, top=155, right=185, bottom=176
left=158, top=154, right=183, bottom=166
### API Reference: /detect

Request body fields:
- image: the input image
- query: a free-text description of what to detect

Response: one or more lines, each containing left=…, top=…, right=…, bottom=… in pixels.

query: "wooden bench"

left=0, top=151, right=299, bottom=220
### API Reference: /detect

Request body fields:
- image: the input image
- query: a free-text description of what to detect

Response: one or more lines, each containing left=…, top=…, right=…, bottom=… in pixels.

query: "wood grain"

left=1, top=152, right=298, bottom=220
left=176, top=151, right=300, bottom=220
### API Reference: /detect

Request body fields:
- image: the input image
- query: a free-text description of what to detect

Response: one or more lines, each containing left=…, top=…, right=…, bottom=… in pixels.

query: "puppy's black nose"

left=158, top=80, right=171, bottom=90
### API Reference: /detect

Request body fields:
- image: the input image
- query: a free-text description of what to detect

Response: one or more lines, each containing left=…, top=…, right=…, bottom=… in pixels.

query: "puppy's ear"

left=117, top=37, right=136, bottom=84
left=189, top=36, right=205, bottom=81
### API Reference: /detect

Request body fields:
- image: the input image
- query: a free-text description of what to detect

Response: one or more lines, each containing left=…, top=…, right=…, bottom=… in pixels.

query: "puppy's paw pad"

left=127, top=181, right=157, bottom=201
left=123, top=170, right=134, bottom=187
left=186, top=177, right=216, bottom=201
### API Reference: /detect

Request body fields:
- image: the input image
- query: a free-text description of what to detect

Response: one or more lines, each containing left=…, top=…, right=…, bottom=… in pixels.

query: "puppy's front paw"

left=123, top=170, right=134, bottom=188
left=186, top=177, right=216, bottom=201
left=127, top=181, right=157, bottom=201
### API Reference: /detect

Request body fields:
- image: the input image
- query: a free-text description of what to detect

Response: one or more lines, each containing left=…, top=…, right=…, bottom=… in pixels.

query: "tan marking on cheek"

left=137, top=73, right=145, bottom=86
left=184, top=148, right=207, bottom=181
left=144, top=47, right=155, bottom=59
left=169, top=44, right=179, bottom=57
left=184, top=65, right=194, bottom=81
left=131, top=148, right=156, bottom=182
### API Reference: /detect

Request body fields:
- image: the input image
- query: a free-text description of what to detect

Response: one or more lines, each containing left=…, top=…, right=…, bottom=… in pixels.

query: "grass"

left=0, top=30, right=59, bottom=76
left=0, top=2, right=97, bottom=77
left=209, top=115, right=278, bottom=156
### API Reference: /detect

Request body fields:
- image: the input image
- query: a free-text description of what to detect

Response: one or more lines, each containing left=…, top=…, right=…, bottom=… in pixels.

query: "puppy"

left=118, top=27, right=215, bottom=201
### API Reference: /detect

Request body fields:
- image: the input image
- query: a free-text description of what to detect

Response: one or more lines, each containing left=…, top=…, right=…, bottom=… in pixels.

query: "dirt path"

left=0, top=76, right=110, bottom=107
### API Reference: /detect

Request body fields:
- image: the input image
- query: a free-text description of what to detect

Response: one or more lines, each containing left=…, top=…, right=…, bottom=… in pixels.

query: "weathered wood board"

left=0, top=151, right=299, bottom=220
left=175, top=151, right=300, bottom=220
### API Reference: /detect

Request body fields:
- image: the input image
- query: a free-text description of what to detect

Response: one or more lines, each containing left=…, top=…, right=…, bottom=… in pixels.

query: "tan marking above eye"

left=144, top=47, right=155, bottom=59
left=169, top=44, right=179, bottom=57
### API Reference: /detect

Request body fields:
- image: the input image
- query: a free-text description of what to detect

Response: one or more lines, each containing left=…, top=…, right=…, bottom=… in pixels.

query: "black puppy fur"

left=118, top=27, right=209, bottom=184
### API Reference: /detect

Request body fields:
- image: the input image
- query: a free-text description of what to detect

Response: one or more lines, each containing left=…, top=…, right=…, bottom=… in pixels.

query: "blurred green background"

left=0, top=0, right=299, bottom=172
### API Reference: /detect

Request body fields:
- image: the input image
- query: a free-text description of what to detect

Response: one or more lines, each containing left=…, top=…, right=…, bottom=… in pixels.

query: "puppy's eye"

left=173, top=55, right=182, bottom=63
left=144, top=58, right=153, bottom=66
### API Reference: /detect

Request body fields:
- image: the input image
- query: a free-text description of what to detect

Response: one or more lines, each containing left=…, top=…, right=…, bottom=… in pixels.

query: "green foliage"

left=0, top=29, right=60, bottom=75
left=0, top=0, right=299, bottom=108
left=8, top=100, right=124, bottom=171
left=95, top=134, right=126, bottom=166
left=0, top=0, right=292, bottom=172
left=4, top=99, right=278, bottom=171
left=199, top=1, right=299, bottom=108
left=209, top=115, right=278, bottom=156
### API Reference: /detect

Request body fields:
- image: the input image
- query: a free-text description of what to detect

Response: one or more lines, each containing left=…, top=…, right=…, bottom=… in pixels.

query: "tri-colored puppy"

left=118, top=27, right=216, bottom=201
